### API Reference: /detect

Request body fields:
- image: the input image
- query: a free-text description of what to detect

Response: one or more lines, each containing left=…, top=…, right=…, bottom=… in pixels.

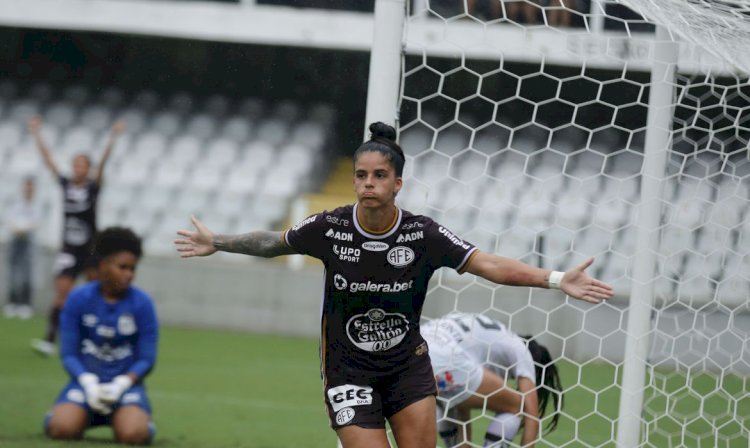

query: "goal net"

left=394, top=1, right=750, bottom=446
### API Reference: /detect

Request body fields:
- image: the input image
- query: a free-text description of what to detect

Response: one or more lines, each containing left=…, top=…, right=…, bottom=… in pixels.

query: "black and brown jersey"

left=59, top=176, right=99, bottom=250
left=284, top=203, right=479, bottom=376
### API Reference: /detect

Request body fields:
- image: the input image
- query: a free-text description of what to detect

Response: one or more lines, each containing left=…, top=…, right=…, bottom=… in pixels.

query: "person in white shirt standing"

left=5, top=177, right=40, bottom=319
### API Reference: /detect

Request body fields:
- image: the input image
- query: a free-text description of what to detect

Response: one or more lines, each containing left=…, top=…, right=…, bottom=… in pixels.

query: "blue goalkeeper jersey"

left=60, top=281, right=158, bottom=383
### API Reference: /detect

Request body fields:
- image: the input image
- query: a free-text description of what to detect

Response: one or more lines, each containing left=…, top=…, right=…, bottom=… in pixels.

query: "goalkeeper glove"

left=78, top=373, right=111, bottom=415
left=100, top=375, right=134, bottom=406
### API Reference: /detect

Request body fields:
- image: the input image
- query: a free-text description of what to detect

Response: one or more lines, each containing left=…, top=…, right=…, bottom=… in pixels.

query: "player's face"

left=100, top=251, right=138, bottom=296
left=353, top=151, right=402, bottom=208
left=72, top=155, right=91, bottom=182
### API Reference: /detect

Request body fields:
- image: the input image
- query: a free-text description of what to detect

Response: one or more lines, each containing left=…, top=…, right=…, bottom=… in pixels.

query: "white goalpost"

left=360, top=0, right=750, bottom=446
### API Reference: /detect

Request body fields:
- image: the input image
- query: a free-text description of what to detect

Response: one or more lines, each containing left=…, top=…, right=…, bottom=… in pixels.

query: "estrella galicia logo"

left=334, top=274, right=348, bottom=290
left=346, top=308, right=409, bottom=352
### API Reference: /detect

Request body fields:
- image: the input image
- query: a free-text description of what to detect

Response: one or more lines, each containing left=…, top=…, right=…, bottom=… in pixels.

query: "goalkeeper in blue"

left=422, top=312, right=563, bottom=447
left=44, top=227, right=158, bottom=445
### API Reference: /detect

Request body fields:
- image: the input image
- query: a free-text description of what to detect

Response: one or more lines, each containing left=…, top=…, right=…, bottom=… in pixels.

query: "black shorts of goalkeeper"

left=323, top=353, right=436, bottom=428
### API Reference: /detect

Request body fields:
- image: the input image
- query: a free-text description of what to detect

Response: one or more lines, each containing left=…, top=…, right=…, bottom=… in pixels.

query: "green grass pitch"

left=1, top=317, right=746, bottom=447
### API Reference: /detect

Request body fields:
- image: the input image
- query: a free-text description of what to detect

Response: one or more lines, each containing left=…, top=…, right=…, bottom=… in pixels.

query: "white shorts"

left=428, top=330, right=484, bottom=409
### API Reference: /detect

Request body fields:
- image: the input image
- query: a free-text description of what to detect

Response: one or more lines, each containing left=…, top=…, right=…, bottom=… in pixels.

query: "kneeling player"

left=44, top=227, right=158, bottom=445
left=421, top=312, right=563, bottom=447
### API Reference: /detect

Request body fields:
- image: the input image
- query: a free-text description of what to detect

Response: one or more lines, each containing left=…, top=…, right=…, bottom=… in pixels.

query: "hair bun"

left=369, top=122, right=397, bottom=142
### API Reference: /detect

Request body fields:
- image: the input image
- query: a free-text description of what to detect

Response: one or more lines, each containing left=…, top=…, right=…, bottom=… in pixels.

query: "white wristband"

left=548, top=271, right=565, bottom=290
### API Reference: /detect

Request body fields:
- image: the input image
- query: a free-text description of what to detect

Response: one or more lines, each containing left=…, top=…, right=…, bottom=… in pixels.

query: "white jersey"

left=421, top=313, right=537, bottom=407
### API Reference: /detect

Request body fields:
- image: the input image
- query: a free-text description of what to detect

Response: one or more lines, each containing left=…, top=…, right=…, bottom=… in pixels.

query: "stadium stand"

left=0, top=80, right=335, bottom=256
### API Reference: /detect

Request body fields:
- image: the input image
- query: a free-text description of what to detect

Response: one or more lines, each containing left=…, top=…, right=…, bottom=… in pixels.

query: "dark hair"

left=521, top=335, right=564, bottom=433
left=93, top=227, right=143, bottom=260
left=353, top=122, right=406, bottom=177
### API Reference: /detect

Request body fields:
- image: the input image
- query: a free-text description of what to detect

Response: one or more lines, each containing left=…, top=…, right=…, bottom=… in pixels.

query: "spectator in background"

left=28, top=116, right=126, bottom=357
left=4, top=177, right=40, bottom=320
left=45, top=227, right=158, bottom=445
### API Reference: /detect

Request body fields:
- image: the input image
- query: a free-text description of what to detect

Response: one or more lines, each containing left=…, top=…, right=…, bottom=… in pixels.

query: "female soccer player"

left=29, top=116, right=126, bottom=356
left=175, top=122, right=612, bottom=448
left=421, top=312, right=563, bottom=447
left=45, top=227, right=158, bottom=445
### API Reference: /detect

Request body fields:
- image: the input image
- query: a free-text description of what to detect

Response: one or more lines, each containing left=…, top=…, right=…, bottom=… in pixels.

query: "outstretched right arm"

left=28, top=116, right=60, bottom=178
left=175, top=216, right=296, bottom=258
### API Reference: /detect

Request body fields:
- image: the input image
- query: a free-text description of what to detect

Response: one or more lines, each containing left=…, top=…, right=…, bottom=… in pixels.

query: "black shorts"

left=53, top=245, right=96, bottom=278
left=323, top=350, right=437, bottom=429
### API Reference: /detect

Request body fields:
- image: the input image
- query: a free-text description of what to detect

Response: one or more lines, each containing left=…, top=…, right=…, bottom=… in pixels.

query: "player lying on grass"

left=422, top=312, right=563, bottom=447
left=45, top=227, right=158, bottom=445
left=175, top=122, right=612, bottom=448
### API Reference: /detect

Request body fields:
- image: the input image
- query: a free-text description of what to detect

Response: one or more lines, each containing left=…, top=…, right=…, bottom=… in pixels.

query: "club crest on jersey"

left=387, top=246, right=415, bottom=267
left=326, top=228, right=353, bottom=241
left=336, top=408, right=356, bottom=425
left=118, top=314, right=137, bottom=336
left=346, top=308, right=409, bottom=352
left=396, top=231, right=423, bottom=243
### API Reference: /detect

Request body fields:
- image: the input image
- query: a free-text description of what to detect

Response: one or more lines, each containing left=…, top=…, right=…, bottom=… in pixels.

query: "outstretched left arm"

left=94, top=120, right=125, bottom=186
left=464, top=252, right=613, bottom=304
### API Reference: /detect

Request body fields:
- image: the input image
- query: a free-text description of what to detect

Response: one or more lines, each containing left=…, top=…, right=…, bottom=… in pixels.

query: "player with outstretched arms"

left=175, top=122, right=612, bottom=448
left=45, top=227, right=158, bottom=445
left=29, top=116, right=126, bottom=357
left=422, top=312, right=563, bottom=447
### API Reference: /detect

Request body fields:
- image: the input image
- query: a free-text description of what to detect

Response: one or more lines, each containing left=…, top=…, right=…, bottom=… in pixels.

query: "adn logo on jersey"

left=346, top=308, right=409, bottom=352
left=291, top=215, right=317, bottom=231
left=387, top=246, right=415, bottom=267
left=396, top=231, right=423, bottom=243
left=362, top=241, right=389, bottom=252
left=327, top=384, right=373, bottom=412
left=325, top=228, right=353, bottom=242
left=333, top=244, right=360, bottom=262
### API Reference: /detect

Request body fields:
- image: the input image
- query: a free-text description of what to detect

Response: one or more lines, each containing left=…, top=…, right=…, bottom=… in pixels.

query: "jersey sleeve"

left=503, top=336, right=537, bottom=383
left=283, top=212, right=329, bottom=260
left=424, top=219, right=479, bottom=273
left=128, top=293, right=159, bottom=380
left=60, top=291, right=86, bottom=379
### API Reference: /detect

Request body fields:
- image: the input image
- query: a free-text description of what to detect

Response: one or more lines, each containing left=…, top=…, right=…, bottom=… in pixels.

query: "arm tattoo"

left=212, top=231, right=296, bottom=258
